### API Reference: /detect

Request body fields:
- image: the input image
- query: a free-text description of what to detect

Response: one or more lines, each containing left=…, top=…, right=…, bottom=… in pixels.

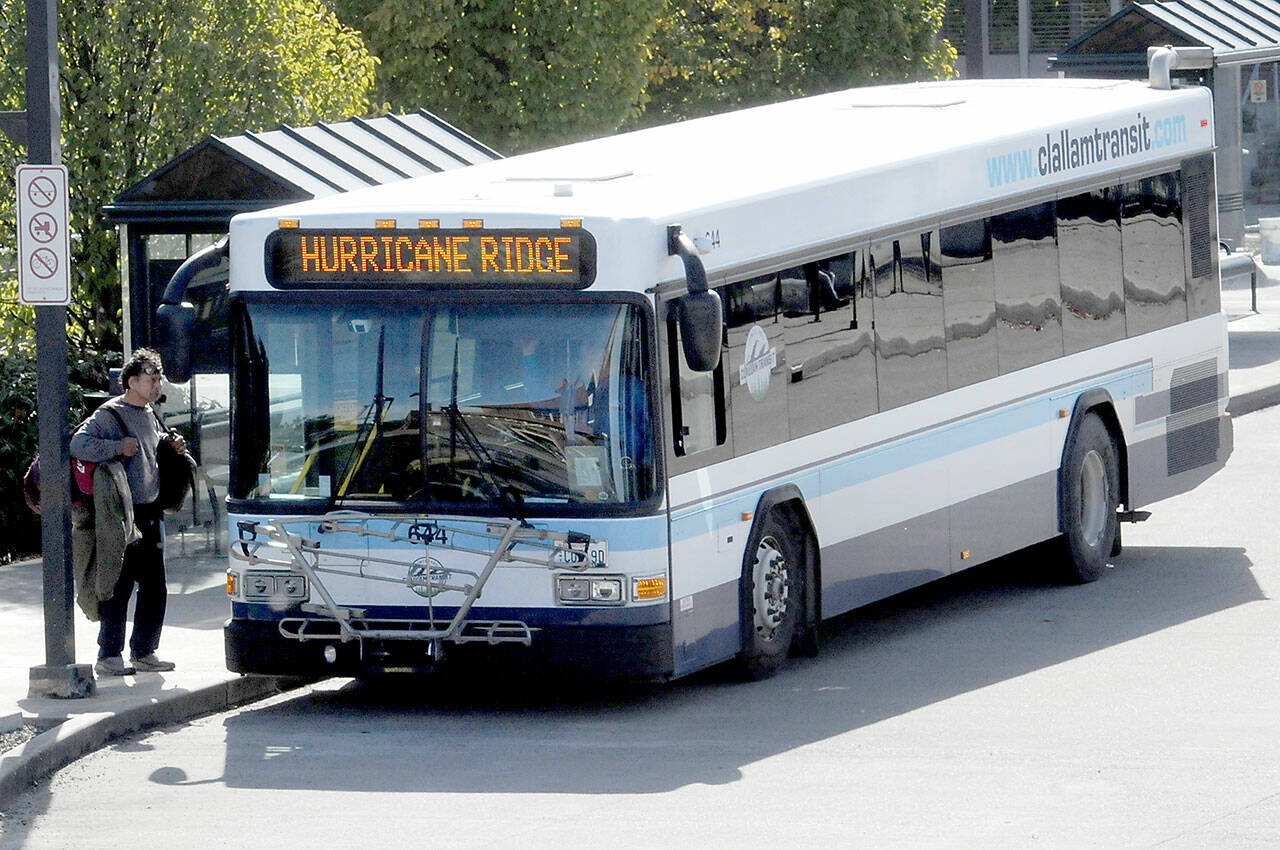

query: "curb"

left=0, top=674, right=310, bottom=811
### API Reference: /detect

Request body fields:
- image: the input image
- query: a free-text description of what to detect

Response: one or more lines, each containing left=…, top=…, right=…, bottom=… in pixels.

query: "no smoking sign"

left=16, top=164, right=71, bottom=305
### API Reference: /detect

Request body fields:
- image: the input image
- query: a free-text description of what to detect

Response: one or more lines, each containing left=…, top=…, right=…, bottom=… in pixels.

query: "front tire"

left=1057, top=413, right=1120, bottom=583
left=737, top=512, right=804, bottom=680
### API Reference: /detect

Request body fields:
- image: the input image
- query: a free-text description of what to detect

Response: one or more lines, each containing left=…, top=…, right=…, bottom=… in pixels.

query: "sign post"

left=23, top=0, right=94, bottom=699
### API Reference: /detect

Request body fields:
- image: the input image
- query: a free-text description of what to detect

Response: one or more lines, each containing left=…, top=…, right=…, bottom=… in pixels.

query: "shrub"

left=0, top=348, right=116, bottom=565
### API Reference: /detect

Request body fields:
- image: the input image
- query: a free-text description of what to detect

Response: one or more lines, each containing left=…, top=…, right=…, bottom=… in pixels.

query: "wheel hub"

left=752, top=535, right=791, bottom=640
left=1079, top=449, right=1109, bottom=547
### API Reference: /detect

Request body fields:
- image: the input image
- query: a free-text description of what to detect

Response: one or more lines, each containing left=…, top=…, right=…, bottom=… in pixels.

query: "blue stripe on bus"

left=670, top=366, right=1151, bottom=537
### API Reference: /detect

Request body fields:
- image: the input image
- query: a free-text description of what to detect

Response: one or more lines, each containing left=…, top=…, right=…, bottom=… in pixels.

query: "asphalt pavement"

left=2, top=248, right=1279, bottom=811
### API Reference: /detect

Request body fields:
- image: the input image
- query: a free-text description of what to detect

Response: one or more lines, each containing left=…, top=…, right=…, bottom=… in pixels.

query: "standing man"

left=70, top=348, right=184, bottom=675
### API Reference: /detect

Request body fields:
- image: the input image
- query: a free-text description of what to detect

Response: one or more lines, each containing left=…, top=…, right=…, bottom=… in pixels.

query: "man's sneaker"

left=94, top=656, right=133, bottom=676
left=130, top=654, right=176, bottom=672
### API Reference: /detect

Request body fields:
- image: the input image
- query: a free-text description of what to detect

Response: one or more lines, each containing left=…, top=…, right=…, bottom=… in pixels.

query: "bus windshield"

left=230, top=299, right=656, bottom=511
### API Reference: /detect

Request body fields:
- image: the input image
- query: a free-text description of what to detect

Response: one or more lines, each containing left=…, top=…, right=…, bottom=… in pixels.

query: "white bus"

left=162, top=51, right=1231, bottom=680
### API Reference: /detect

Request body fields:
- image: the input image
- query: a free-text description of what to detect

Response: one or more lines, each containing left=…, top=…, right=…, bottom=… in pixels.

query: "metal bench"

left=1220, top=251, right=1258, bottom=311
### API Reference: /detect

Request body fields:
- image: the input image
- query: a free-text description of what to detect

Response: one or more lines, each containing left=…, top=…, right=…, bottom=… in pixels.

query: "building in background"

left=942, top=0, right=1122, bottom=79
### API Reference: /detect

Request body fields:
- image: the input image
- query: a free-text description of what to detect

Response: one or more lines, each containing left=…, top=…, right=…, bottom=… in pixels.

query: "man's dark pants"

left=97, top=503, right=166, bottom=660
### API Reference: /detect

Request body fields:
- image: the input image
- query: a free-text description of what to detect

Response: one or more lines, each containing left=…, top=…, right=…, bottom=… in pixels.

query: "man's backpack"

left=23, top=406, right=129, bottom=514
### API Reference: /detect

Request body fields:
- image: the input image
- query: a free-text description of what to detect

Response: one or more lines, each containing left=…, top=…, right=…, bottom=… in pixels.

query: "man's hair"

left=121, top=347, right=164, bottom=386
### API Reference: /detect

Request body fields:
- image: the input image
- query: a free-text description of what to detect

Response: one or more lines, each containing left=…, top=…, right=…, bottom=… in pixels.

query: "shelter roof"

left=1050, top=0, right=1280, bottom=74
left=105, top=111, right=500, bottom=227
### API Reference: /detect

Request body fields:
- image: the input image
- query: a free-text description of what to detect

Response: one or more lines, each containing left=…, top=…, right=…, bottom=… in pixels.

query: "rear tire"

left=737, top=512, right=804, bottom=680
left=1057, top=412, right=1120, bottom=583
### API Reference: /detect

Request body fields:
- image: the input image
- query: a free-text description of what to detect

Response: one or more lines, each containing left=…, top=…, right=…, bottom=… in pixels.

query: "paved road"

left=3, top=404, right=1278, bottom=848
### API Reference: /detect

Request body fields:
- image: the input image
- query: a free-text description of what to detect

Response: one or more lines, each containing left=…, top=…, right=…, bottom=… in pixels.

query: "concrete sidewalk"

left=0, top=527, right=305, bottom=808
left=2, top=252, right=1280, bottom=810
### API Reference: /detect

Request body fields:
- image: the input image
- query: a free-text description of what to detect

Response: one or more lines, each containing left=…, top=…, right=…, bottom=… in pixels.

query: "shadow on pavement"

left=170, top=542, right=1261, bottom=795
left=1227, top=330, right=1280, bottom=370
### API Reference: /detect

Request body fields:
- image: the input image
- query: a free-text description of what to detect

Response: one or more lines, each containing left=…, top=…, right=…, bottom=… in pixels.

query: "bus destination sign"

left=266, top=227, right=597, bottom=290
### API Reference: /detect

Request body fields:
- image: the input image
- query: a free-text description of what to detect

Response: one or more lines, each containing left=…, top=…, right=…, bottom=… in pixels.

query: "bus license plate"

left=554, top=540, right=608, bottom=568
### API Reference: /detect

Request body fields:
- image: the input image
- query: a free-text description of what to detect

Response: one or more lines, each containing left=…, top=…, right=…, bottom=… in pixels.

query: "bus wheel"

left=738, top=513, right=803, bottom=680
left=1057, top=413, right=1120, bottom=583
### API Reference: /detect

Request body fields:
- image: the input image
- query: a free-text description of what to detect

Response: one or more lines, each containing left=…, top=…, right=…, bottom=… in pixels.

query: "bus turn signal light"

left=633, top=576, right=667, bottom=600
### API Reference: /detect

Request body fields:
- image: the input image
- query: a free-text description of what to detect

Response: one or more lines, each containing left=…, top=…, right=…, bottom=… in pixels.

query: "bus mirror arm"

left=155, top=236, right=229, bottom=383
left=668, top=225, right=723, bottom=372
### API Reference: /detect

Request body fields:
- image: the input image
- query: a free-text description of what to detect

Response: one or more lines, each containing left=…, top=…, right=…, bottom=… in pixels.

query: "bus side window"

left=873, top=237, right=947, bottom=410
left=1122, top=172, right=1187, bottom=336
left=724, top=274, right=789, bottom=454
left=991, top=201, right=1063, bottom=373
left=667, top=308, right=726, bottom=457
left=1059, top=187, right=1125, bottom=355
left=940, top=220, right=998, bottom=389
left=785, top=251, right=877, bottom=437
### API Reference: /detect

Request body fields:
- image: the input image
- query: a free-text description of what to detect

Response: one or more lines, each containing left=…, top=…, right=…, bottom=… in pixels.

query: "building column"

left=1215, top=64, right=1246, bottom=247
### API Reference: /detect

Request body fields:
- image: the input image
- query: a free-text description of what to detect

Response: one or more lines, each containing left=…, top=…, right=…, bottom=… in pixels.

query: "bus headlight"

left=239, top=570, right=309, bottom=605
left=557, top=574, right=625, bottom=605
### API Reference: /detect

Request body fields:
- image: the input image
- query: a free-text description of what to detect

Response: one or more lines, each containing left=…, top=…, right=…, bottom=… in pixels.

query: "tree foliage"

left=0, top=0, right=377, bottom=356
left=333, top=0, right=665, bottom=153
left=0, top=0, right=375, bottom=561
left=640, top=0, right=956, bottom=126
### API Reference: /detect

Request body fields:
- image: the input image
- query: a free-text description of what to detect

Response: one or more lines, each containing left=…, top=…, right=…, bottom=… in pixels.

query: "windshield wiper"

left=444, top=338, right=531, bottom=526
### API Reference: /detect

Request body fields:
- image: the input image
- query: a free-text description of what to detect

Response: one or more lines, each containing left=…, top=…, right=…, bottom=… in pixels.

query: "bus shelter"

left=1048, top=0, right=1280, bottom=247
left=102, top=111, right=499, bottom=543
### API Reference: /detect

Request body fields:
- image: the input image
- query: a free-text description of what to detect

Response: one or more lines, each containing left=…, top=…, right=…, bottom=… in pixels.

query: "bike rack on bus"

left=229, top=510, right=596, bottom=661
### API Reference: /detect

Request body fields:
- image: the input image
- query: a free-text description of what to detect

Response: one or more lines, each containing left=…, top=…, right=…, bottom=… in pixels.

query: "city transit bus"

left=161, top=52, right=1231, bottom=681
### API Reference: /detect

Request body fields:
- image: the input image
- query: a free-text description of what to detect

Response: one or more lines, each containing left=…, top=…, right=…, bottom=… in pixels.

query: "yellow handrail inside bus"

left=288, top=451, right=317, bottom=495
left=337, top=423, right=380, bottom=497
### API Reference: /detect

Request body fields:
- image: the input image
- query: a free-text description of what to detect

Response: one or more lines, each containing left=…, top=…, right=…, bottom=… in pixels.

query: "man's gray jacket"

left=71, top=461, right=140, bottom=621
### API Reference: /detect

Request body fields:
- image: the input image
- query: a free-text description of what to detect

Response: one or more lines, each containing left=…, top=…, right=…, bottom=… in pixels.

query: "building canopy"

left=105, top=109, right=500, bottom=374
left=1049, top=0, right=1280, bottom=76
left=104, top=110, right=501, bottom=227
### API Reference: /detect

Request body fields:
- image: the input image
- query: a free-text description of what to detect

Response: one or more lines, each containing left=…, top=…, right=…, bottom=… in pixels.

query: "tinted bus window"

left=992, top=202, right=1063, bottom=372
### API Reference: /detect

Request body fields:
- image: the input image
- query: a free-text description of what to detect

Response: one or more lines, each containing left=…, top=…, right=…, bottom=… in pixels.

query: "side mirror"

left=155, top=302, right=196, bottom=383
left=678, top=289, right=723, bottom=372
left=668, top=224, right=722, bottom=372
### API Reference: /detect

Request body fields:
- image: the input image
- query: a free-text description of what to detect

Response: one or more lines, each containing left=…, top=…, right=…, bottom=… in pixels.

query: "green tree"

left=0, top=0, right=377, bottom=356
left=640, top=0, right=794, bottom=126
left=640, top=0, right=956, bottom=126
left=789, top=0, right=955, bottom=92
left=0, top=0, right=376, bottom=562
left=333, top=0, right=665, bottom=153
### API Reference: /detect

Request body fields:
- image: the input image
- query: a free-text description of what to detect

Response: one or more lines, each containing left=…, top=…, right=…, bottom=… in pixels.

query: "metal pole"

left=964, top=0, right=986, bottom=79
left=27, top=0, right=94, bottom=698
